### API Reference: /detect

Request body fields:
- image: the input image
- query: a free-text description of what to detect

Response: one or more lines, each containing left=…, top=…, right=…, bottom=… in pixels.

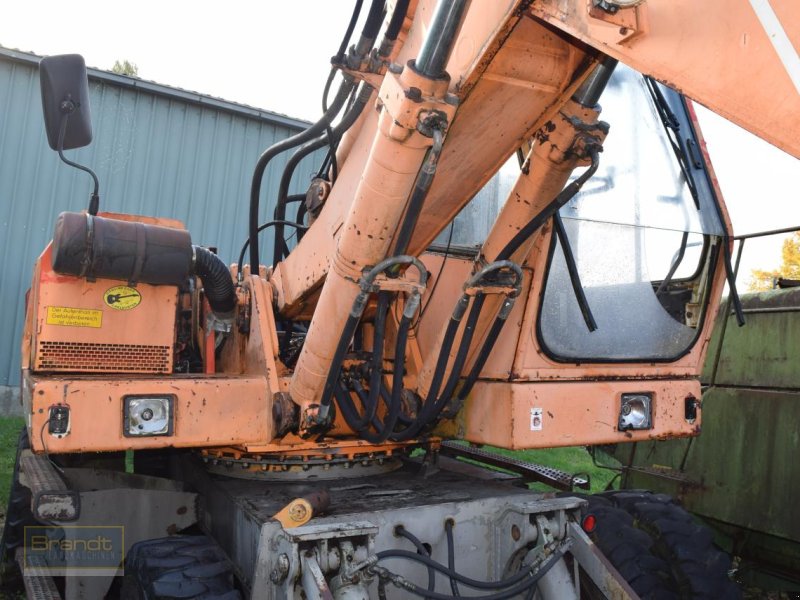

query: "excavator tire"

left=0, top=427, right=38, bottom=587
left=585, top=490, right=741, bottom=599
left=121, top=535, right=241, bottom=600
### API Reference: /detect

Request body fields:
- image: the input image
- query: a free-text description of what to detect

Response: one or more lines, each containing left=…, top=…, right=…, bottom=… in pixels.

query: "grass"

left=0, top=417, right=24, bottom=511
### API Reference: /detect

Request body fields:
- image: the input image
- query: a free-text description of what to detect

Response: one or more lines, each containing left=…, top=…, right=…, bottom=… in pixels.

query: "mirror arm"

left=56, top=108, right=100, bottom=216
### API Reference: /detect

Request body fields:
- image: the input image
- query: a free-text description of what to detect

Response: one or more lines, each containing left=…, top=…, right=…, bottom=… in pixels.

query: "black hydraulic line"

left=496, top=150, right=600, bottom=262
left=396, top=526, right=435, bottom=596
left=335, top=0, right=365, bottom=64
left=366, top=292, right=391, bottom=426
left=319, top=256, right=426, bottom=425
left=553, top=213, right=597, bottom=331
left=450, top=298, right=513, bottom=412
left=656, top=230, right=689, bottom=296
left=381, top=296, right=417, bottom=437
left=374, top=546, right=565, bottom=597
left=295, top=200, right=308, bottom=240
left=445, top=520, right=461, bottom=597
left=380, top=383, right=413, bottom=425
left=393, top=128, right=444, bottom=260
left=389, top=298, right=464, bottom=441
left=237, top=220, right=308, bottom=279
left=248, top=79, right=354, bottom=273
left=384, top=0, right=410, bottom=42
left=335, top=382, right=384, bottom=444
left=361, top=0, right=386, bottom=43
left=433, top=293, right=484, bottom=412
left=272, top=84, right=372, bottom=265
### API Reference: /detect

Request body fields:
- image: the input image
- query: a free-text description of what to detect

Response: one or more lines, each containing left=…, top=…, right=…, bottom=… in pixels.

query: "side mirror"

left=39, top=54, right=93, bottom=151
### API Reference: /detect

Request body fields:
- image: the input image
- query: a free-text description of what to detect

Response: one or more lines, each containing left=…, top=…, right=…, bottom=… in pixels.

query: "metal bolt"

left=270, top=553, right=290, bottom=584
left=388, top=62, right=403, bottom=74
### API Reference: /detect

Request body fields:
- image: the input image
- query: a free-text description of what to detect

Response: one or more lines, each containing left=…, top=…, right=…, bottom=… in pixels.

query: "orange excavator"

left=6, top=1, right=799, bottom=598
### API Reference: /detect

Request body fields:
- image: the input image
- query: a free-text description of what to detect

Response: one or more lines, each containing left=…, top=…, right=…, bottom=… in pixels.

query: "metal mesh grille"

left=36, top=341, right=171, bottom=373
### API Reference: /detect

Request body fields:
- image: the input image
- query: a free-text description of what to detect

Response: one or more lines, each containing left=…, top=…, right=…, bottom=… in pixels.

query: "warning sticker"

left=530, top=408, right=543, bottom=431
left=104, top=286, right=142, bottom=311
left=46, top=306, right=103, bottom=328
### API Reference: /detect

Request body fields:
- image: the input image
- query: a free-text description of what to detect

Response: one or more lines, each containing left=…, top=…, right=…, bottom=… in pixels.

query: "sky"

left=1, top=0, right=798, bottom=288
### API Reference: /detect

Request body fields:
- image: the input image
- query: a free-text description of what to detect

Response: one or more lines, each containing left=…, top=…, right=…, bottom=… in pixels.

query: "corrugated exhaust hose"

left=192, top=246, right=236, bottom=315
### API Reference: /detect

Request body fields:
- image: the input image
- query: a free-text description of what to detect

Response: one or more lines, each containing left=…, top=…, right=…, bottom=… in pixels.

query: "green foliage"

left=0, top=417, right=24, bottom=509
left=749, top=232, right=800, bottom=291
left=112, top=59, right=139, bottom=77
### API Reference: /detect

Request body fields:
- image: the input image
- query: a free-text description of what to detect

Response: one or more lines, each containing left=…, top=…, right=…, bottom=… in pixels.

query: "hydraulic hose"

left=272, top=83, right=373, bottom=266
left=373, top=546, right=565, bottom=599
left=384, top=0, right=410, bottom=42
left=553, top=212, right=597, bottom=331
left=393, top=128, right=444, bottom=259
left=496, top=150, right=600, bottom=262
left=248, top=79, right=354, bottom=273
left=193, top=246, right=237, bottom=315
left=445, top=520, right=461, bottom=597
left=237, top=220, right=308, bottom=280
left=396, top=525, right=435, bottom=594
left=353, top=0, right=387, bottom=58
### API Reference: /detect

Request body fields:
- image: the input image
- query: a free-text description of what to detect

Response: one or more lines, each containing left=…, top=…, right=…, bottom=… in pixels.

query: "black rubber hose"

left=385, top=0, right=410, bottom=41
left=390, top=297, right=465, bottom=441
left=319, top=311, right=363, bottom=417
left=553, top=213, right=597, bottom=331
left=445, top=520, right=461, bottom=597
left=381, top=310, right=412, bottom=437
left=273, top=84, right=372, bottom=266
left=396, top=525, right=435, bottom=596
left=453, top=312, right=506, bottom=409
left=375, top=547, right=564, bottom=596
left=495, top=150, right=599, bottom=262
left=193, top=246, right=236, bottom=315
left=366, top=292, right=391, bottom=426
left=433, top=293, right=484, bottom=414
left=361, top=0, right=386, bottom=41
left=335, top=382, right=384, bottom=444
left=380, top=383, right=413, bottom=425
left=336, top=0, right=365, bottom=63
left=393, top=129, right=444, bottom=261
left=237, top=220, right=308, bottom=278
left=248, top=79, right=353, bottom=273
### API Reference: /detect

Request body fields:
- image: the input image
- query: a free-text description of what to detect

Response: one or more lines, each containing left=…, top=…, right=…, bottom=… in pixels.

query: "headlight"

left=618, top=393, right=652, bottom=431
left=123, top=395, right=174, bottom=437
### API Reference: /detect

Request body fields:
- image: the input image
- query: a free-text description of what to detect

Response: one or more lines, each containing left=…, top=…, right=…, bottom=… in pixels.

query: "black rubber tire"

left=0, top=427, right=39, bottom=587
left=585, top=490, right=741, bottom=600
left=121, top=535, right=241, bottom=600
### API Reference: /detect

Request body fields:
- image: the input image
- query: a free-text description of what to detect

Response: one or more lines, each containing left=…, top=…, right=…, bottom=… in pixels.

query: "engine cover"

left=29, top=220, right=180, bottom=375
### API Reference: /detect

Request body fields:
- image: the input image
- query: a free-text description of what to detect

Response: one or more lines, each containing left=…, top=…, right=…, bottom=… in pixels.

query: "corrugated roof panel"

left=0, top=56, right=324, bottom=386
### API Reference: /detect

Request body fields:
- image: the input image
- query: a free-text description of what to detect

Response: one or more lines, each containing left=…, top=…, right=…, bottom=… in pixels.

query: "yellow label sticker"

left=104, top=286, right=142, bottom=311
left=46, top=306, right=103, bottom=328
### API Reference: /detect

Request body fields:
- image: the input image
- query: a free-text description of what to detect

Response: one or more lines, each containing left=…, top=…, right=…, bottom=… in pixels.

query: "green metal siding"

left=0, top=48, right=323, bottom=386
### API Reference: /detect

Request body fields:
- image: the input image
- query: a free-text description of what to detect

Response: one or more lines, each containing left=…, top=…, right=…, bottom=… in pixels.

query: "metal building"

left=0, top=47, right=322, bottom=396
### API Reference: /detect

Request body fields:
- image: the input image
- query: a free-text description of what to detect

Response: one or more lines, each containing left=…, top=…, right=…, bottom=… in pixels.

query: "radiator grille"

left=36, top=341, right=171, bottom=373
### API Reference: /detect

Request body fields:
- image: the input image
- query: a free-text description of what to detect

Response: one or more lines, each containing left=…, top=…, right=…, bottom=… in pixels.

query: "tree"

left=749, top=232, right=800, bottom=291
left=112, top=60, right=139, bottom=77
